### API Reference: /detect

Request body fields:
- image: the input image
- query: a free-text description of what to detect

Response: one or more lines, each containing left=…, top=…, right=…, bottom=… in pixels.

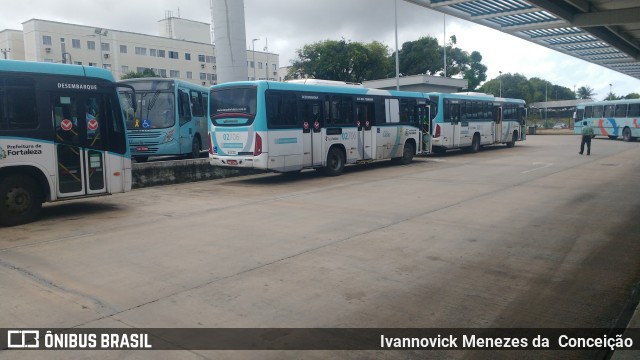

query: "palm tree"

left=576, top=86, right=596, bottom=99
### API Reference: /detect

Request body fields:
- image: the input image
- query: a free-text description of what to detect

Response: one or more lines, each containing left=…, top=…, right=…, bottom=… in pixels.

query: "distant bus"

left=429, top=92, right=527, bottom=153
left=209, top=81, right=431, bottom=176
left=0, top=60, right=133, bottom=226
left=574, top=99, right=640, bottom=141
left=118, top=78, right=209, bottom=162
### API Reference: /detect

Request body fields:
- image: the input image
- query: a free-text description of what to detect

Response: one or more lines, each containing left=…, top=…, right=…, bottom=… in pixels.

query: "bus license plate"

left=227, top=160, right=238, bottom=165
left=136, top=146, right=149, bottom=151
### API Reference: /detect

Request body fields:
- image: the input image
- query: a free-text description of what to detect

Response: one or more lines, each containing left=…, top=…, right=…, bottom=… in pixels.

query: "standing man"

left=579, top=121, right=594, bottom=155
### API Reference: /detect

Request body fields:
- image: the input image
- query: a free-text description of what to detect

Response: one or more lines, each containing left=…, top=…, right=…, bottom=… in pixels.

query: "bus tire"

left=0, top=174, right=43, bottom=226
left=399, top=141, right=415, bottom=165
left=470, top=134, right=480, bottom=153
left=506, top=131, right=517, bottom=148
left=189, top=137, right=201, bottom=159
left=623, top=127, right=632, bottom=142
left=324, top=147, right=345, bottom=176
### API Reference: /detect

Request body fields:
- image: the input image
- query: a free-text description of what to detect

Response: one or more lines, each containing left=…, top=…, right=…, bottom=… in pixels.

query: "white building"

left=0, top=17, right=279, bottom=86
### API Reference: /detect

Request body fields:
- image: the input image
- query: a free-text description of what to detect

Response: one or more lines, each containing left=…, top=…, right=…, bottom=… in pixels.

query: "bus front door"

left=53, top=94, right=107, bottom=198
left=445, top=103, right=461, bottom=148
left=356, top=102, right=374, bottom=160
left=301, top=101, right=324, bottom=167
left=495, top=106, right=503, bottom=143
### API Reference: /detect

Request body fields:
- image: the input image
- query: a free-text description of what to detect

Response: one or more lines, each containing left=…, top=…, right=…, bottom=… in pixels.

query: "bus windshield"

left=210, top=87, right=257, bottom=126
left=121, top=90, right=175, bottom=130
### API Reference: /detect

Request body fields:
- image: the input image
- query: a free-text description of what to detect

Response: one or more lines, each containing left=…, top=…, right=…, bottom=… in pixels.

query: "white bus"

left=0, top=60, right=133, bottom=226
left=429, top=92, right=527, bottom=153
left=209, top=81, right=431, bottom=176
left=574, top=99, right=640, bottom=141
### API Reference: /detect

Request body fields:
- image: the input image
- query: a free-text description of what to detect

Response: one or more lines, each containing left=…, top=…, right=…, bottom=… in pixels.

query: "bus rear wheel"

left=324, top=147, right=345, bottom=176
left=399, top=141, right=415, bottom=165
left=0, top=174, right=43, bottom=226
left=189, top=137, right=201, bottom=159
left=623, top=127, right=633, bottom=142
left=506, top=132, right=517, bottom=148
left=470, top=134, right=480, bottom=153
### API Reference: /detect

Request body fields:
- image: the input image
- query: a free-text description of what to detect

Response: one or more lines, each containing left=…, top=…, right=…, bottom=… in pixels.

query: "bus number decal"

left=222, top=133, right=241, bottom=141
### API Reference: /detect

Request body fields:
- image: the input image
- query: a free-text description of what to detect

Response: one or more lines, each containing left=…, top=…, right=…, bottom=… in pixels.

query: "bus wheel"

left=189, top=137, right=201, bottom=159
left=506, top=132, right=517, bottom=148
left=399, top=141, right=415, bottom=165
left=0, top=174, right=43, bottom=226
left=470, top=134, right=480, bottom=153
left=623, top=127, right=632, bottom=142
left=324, top=147, right=345, bottom=176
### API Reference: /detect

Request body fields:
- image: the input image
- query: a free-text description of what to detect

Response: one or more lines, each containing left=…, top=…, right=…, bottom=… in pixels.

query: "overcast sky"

left=2, top=0, right=639, bottom=99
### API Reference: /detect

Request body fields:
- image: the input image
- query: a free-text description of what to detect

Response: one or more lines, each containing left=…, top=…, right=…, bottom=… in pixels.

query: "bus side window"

left=178, top=89, right=192, bottom=125
left=584, top=106, right=593, bottom=118
left=190, top=90, right=204, bottom=117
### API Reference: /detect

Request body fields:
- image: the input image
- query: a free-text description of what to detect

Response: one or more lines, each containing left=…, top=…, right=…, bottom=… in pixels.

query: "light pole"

left=394, top=0, right=400, bottom=90
left=94, top=28, right=108, bottom=68
left=609, top=83, right=613, bottom=100
left=251, top=38, right=259, bottom=80
left=499, top=71, right=502, bottom=97
left=264, top=38, right=269, bottom=81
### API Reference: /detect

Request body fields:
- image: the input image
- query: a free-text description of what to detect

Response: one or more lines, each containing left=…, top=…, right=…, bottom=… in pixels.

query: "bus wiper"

left=147, top=91, right=160, bottom=111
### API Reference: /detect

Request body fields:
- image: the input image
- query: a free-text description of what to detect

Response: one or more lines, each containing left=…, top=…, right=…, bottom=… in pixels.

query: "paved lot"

left=1, top=135, right=639, bottom=359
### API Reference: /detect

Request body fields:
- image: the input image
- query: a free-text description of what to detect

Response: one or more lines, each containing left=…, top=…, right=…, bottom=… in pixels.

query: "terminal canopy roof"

left=406, top=0, right=640, bottom=80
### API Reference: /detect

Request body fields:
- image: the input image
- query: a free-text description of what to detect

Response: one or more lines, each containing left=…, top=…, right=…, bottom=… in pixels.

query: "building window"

left=121, top=65, right=129, bottom=74
left=258, top=62, right=263, bottom=69
left=43, top=35, right=52, bottom=45
left=87, top=41, right=96, bottom=50
left=200, top=73, right=207, bottom=80
left=250, top=61, right=255, bottom=69
left=186, top=71, right=192, bottom=79
left=159, top=69, right=167, bottom=77
left=205, top=56, right=214, bottom=63
left=170, top=70, right=180, bottom=78
left=198, top=54, right=206, bottom=62
left=74, top=61, right=82, bottom=65
left=101, top=43, right=110, bottom=52
left=185, top=53, right=191, bottom=61
left=169, top=51, right=179, bottom=59
left=72, top=39, right=81, bottom=49
left=150, top=49, right=157, bottom=57
left=120, top=45, right=127, bottom=54
left=135, top=47, right=146, bottom=56
left=89, top=62, right=98, bottom=67
left=157, top=50, right=166, bottom=58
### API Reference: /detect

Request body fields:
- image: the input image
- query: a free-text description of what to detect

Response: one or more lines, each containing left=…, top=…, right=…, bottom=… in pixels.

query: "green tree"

left=290, top=39, right=391, bottom=83
left=120, top=68, right=157, bottom=79
left=463, top=51, right=487, bottom=91
left=576, top=86, right=596, bottom=99
left=624, top=93, right=640, bottom=99
left=393, top=35, right=487, bottom=90
left=479, top=73, right=574, bottom=103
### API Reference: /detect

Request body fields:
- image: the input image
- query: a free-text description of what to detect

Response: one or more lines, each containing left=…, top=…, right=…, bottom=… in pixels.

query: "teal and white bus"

left=209, top=81, right=431, bottom=176
left=574, top=99, right=640, bottom=142
left=429, top=92, right=527, bottom=153
left=118, top=78, right=209, bottom=162
left=0, top=60, right=133, bottom=226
